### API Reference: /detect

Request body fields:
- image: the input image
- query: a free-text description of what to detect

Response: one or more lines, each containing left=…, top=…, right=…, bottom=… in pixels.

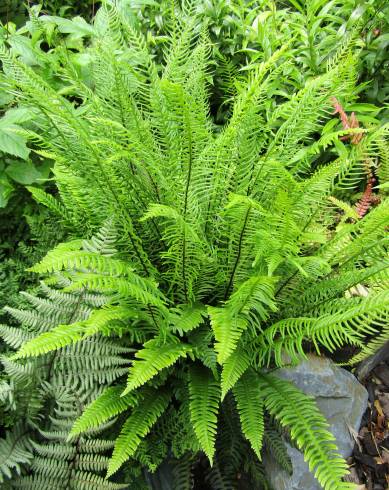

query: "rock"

left=263, top=355, right=368, bottom=490
left=144, top=461, right=174, bottom=490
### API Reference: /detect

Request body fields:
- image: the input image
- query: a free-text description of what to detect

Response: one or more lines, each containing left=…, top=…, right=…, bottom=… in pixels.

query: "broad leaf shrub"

left=359, top=0, right=389, bottom=121
left=0, top=1, right=388, bottom=488
left=0, top=0, right=99, bottom=25
left=110, top=0, right=369, bottom=121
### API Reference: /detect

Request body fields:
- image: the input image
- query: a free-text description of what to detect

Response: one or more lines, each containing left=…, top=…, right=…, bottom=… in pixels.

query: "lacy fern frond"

left=12, top=306, right=138, bottom=359
left=0, top=228, right=130, bottom=487
left=0, top=425, right=32, bottom=483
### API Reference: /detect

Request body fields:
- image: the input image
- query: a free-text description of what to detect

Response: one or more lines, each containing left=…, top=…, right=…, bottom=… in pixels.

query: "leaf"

left=221, top=345, right=250, bottom=400
left=189, top=365, right=220, bottom=465
left=8, top=36, right=43, bottom=66
left=0, top=109, right=33, bottom=159
left=122, top=338, right=190, bottom=395
left=1, top=108, right=35, bottom=125
left=0, top=178, right=14, bottom=208
left=286, top=0, right=304, bottom=13
left=107, top=388, right=170, bottom=477
left=41, top=15, right=95, bottom=38
left=70, top=386, right=137, bottom=437
left=233, top=369, right=264, bottom=459
left=6, top=160, right=42, bottom=185
left=27, top=186, right=70, bottom=220
left=0, top=129, right=29, bottom=160
left=375, top=182, right=389, bottom=190
left=345, top=103, right=382, bottom=114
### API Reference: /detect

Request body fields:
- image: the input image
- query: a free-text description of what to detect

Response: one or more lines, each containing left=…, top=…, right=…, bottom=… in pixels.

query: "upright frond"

left=233, top=370, right=265, bottom=460
left=189, top=365, right=220, bottom=465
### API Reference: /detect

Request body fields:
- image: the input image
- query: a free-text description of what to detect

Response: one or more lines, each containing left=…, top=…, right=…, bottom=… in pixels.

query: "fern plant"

left=1, top=1, right=389, bottom=489
left=0, top=226, right=134, bottom=488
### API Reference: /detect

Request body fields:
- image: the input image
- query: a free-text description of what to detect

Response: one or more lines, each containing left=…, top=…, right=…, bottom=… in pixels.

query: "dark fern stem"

left=224, top=205, right=251, bottom=300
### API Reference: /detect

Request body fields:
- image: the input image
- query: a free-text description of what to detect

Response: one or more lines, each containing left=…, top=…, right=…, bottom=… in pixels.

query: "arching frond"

left=257, top=373, right=353, bottom=490
left=70, top=386, right=138, bottom=437
left=107, top=388, right=170, bottom=477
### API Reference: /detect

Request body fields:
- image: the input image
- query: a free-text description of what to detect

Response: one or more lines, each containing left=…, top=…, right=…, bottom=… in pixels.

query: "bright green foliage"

left=107, top=388, right=170, bottom=477
left=189, top=365, right=221, bottom=465
left=122, top=338, right=191, bottom=395
left=233, top=370, right=264, bottom=459
left=209, top=276, right=277, bottom=363
left=257, top=373, right=355, bottom=489
left=115, top=0, right=370, bottom=122
left=221, top=345, right=250, bottom=400
left=70, top=386, right=137, bottom=437
left=347, top=275, right=389, bottom=364
left=0, top=1, right=389, bottom=489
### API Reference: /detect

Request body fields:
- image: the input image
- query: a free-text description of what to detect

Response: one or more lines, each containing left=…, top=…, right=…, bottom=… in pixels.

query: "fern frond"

left=122, top=337, right=191, bottom=395
left=233, top=370, right=264, bottom=460
left=29, top=250, right=134, bottom=277
left=172, top=453, right=195, bottom=490
left=0, top=426, right=32, bottom=483
left=263, top=423, right=292, bottom=475
left=221, top=345, right=250, bottom=400
left=170, top=303, right=207, bottom=335
left=209, top=276, right=277, bottom=364
left=261, top=290, right=389, bottom=367
left=257, top=373, right=353, bottom=490
left=189, top=365, right=220, bottom=465
left=107, top=388, right=170, bottom=477
left=12, top=306, right=137, bottom=359
left=0, top=325, right=34, bottom=349
left=70, top=386, right=138, bottom=437
left=27, top=186, right=72, bottom=223
left=64, top=274, right=168, bottom=311
left=208, top=307, right=247, bottom=366
left=348, top=324, right=389, bottom=365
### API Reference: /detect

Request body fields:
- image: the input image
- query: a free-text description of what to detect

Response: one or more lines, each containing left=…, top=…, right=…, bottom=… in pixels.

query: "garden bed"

left=349, top=359, right=389, bottom=490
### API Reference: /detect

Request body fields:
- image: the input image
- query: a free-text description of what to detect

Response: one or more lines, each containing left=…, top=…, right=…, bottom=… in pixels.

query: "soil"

left=347, top=360, right=389, bottom=490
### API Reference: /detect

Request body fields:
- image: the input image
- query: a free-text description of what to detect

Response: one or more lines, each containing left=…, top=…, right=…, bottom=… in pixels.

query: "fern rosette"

left=0, top=0, right=388, bottom=488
